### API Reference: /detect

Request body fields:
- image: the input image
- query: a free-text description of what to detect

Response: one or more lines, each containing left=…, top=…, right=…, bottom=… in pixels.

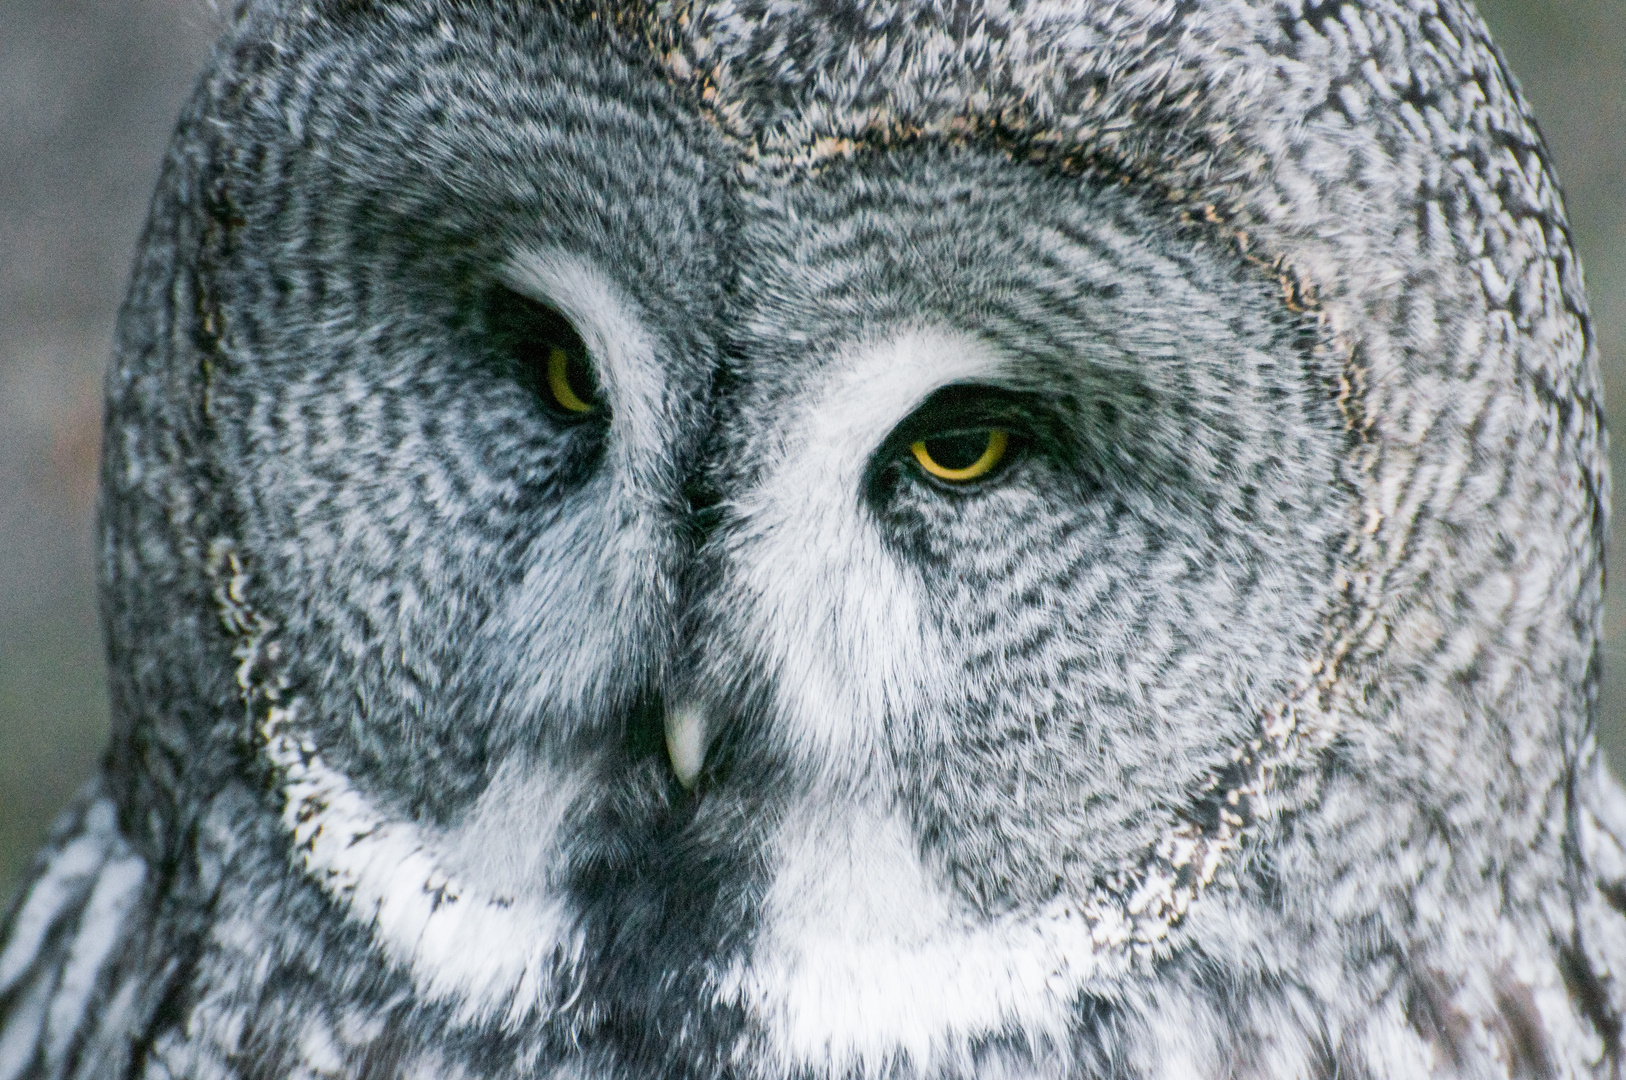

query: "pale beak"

left=664, top=699, right=711, bottom=790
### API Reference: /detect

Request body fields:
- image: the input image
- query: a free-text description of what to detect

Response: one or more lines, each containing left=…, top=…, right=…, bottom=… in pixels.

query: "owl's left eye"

left=869, top=384, right=1030, bottom=501
left=911, top=429, right=1009, bottom=482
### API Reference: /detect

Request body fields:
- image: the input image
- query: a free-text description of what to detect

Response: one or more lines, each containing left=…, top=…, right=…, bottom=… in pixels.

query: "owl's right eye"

left=544, top=344, right=598, bottom=415
left=486, top=287, right=603, bottom=420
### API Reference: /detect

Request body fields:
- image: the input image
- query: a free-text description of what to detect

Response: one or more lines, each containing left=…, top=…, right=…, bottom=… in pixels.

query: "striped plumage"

left=3, top=0, right=1623, bottom=1077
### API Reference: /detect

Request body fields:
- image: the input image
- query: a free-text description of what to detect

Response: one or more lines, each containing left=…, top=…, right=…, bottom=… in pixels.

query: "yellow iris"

left=911, top=429, right=1009, bottom=482
left=546, top=346, right=595, bottom=413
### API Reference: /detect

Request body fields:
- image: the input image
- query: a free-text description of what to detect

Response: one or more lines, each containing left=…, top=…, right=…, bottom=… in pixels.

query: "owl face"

left=198, top=0, right=1349, bottom=1058
left=95, top=0, right=1605, bottom=1075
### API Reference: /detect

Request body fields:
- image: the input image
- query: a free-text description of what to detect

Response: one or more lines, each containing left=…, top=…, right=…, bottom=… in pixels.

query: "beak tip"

left=664, top=700, right=709, bottom=790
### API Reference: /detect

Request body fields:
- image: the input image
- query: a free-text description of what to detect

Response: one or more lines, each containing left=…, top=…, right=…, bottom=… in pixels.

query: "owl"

left=1, top=0, right=1622, bottom=1077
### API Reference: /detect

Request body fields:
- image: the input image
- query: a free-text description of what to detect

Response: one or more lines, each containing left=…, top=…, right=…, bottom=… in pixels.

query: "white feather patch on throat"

left=207, top=541, right=581, bottom=1029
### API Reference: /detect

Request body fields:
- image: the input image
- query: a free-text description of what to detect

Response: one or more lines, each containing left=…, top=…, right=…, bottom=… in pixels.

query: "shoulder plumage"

left=0, top=784, right=151, bottom=1080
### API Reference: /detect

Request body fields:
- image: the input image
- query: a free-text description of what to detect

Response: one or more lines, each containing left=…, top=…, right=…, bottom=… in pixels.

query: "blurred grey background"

left=1, top=0, right=1623, bottom=899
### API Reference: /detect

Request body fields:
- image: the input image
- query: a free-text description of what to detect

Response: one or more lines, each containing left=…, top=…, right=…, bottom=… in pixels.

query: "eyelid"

left=891, top=386, right=1025, bottom=443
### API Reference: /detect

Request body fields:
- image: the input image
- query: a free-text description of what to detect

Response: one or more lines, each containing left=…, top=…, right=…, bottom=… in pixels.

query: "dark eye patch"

left=480, top=285, right=603, bottom=421
left=854, top=385, right=1057, bottom=510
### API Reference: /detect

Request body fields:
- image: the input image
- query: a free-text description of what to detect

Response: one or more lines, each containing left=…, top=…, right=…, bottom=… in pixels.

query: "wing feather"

left=0, top=783, right=148, bottom=1080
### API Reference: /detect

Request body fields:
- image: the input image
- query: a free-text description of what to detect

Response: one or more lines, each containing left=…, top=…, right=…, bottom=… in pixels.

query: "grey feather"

left=1, top=0, right=1618, bottom=1077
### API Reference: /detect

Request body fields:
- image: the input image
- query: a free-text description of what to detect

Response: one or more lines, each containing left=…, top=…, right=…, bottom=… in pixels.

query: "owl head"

left=93, top=0, right=1607, bottom=1075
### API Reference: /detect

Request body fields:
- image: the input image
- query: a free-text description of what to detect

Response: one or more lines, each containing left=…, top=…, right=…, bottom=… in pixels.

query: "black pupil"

left=485, top=288, right=597, bottom=410
left=559, top=350, right=596, bottom=405
left=923, top=432, right=991, bottom=471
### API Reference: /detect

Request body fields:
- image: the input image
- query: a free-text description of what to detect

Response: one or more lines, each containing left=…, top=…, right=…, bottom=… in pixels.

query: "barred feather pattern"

left=1, top=0, right=1620, bottom=1076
